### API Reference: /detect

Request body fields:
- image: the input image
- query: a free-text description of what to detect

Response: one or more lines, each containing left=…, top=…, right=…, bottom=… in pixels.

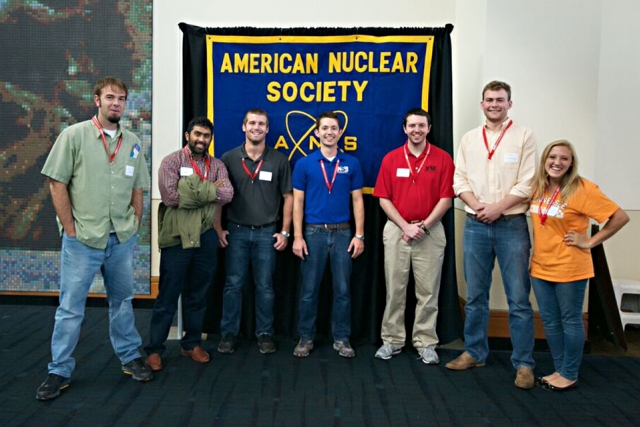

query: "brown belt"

left=306, top=222, right=350, bottom=230
left=466, top=213, right=525, bottom=222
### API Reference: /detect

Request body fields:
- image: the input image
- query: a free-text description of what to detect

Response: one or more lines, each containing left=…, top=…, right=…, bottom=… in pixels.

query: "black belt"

left=466, top=213, right=525, bottom=222
left=233, top=221, right=276, bottom=230
left=306, top=222, right=350, bottom=230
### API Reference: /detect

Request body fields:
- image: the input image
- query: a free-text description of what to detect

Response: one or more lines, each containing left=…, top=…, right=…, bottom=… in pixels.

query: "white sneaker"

left=375, top=343, right=402, bottom=360
left=418, top=347, right=440, bottom=364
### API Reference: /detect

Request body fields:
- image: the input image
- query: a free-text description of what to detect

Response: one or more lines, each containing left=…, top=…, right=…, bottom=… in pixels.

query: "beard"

left=189, top=141, right=206, bottom=156
left=107, top=113, right=122, bottom=124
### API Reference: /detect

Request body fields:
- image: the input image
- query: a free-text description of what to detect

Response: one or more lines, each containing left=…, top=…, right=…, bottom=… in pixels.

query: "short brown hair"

left=315, top=111, right=341, bottom=130
left=243, top=108, right=270, bottom=126
left=482, top=80, right=511, bottom=101
left=94, top=76, right=128, bottom=99
left=403, top=108, right=431, bottom=127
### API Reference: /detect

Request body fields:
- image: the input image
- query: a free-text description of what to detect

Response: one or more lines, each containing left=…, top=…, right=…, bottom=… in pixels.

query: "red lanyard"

left=403, top=141, right=431, bottom=184
left=539, top=185, right=561, bottom=227
left=92, top=116, right=122, bottom=164
left=182, top=146, right=210, bottom=180
left=242, top=158, right=264, bottom=183
left=482, top=120, right=513, bottom=160
left=319, top=159, right=340, bottom=194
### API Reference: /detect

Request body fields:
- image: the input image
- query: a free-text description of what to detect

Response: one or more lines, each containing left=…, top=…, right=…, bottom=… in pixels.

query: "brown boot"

left=445, top=351, right=485, bottom=371
left=145, top=353, right=162, bottom=372
left=181, top=346, right=210, bottom=363
left=515, top=366, right=535, bottom=389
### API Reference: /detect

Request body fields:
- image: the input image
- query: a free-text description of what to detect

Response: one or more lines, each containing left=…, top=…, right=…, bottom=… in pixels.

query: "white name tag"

left=396, top=168, right=410, bottom=178
left=548, top=206, right=559, bottom=217
left=259, top=171, right=272, bottom=181
left=504, top=153, right=519, bottom=163
left=125, top=165, right=135, bottom=177
left=180, top=167, right=194, bottom=176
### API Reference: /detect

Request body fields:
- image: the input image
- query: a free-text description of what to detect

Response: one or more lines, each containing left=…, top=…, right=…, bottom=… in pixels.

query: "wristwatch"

left=355, top=234, right=365, bottom=241
left=280, top=230, right=291, bottom=238
left=419, top=224, right=430, bottom=235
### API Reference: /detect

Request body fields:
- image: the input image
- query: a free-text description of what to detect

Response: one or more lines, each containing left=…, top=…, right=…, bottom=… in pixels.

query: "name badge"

left=125, top=165, right=135, bottom=177
left=504, top=153, right=519, bottom=163
left=548, top=206, right=559, bottom=217
left=180, top=167, right=194, bottom=176
left=131, top=144, right=140, bottom=159
left=396, top=168, right=410, bottom=178
left=259, top=171, right=272, bottom=181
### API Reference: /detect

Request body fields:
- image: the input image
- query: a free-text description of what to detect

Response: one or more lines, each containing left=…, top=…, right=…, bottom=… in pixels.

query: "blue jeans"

left=462, top=215, right=535, bottom=369
left=298, top=226, right=353, bottom=342
left=220, top=222, right=276, bottom=337
left=532, top=278, right=587, bottom=381
left=49, top=233, right=142, bottom=378
left=146, top=228, right=218, bottom=355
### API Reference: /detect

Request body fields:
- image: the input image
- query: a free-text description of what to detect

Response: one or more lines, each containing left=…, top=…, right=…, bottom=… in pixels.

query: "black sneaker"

left=258, top=334, right=276, bottom=354
left=122, top=357, right=153, bottom=382
left=36, top=373, right=70, bottom=401
left=218, top=334, right=236, bottom=354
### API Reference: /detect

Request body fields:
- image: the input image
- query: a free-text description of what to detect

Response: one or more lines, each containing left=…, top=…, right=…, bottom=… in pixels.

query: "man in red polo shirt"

left=373, top=108, right=455, bottom=364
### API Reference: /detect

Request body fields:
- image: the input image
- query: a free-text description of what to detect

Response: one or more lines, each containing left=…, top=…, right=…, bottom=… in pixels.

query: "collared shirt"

left=373, top=142, right=455, bottom=221
left=41, top=119, right=150, bottom=249
left=158, top=149, right=233, bottom=208
left=221, top=144, right=292, bottom=226
left=453, top=119, right=537, bottom=215
left=292, top=149, right=363, bottom=224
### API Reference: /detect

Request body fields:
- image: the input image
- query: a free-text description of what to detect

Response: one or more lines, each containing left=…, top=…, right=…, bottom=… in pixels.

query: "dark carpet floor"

left=1, top=305, right=640, bottom=427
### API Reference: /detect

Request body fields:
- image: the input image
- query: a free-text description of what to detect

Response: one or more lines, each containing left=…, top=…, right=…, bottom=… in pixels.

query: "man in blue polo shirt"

left=291, top=111, right=365, bottom=358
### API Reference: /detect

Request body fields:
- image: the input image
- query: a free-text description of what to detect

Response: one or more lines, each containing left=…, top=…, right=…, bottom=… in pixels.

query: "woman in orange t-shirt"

left=530, top=140, right=629, bottom=392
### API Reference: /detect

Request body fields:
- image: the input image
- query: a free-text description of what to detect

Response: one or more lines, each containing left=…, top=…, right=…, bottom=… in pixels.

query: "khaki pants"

left=380, top=220, right=446, bottom=349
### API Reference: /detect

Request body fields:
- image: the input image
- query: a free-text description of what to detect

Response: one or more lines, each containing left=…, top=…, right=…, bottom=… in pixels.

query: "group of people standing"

left=36, top=76, right=629, bottom=402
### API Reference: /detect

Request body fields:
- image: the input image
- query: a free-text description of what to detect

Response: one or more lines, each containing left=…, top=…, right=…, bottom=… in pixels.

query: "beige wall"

left=152, top=1, right=640, bottom=303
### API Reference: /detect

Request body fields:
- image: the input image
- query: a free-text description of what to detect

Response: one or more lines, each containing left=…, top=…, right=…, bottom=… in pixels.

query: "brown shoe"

left=515, top=366, right=535, bottom=389
left=181, top=345, right=210, bottom=363
left=145, top=353, right=163, bottom=372
left=445, top=351, right=485, bottom=371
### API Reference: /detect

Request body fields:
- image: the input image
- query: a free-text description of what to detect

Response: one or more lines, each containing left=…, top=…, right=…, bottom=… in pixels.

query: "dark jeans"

left=145, top=228, right=218, bottom=355
left=220, top=222, right=277, bottom=337
left=298, top=226, right=353, bottom=342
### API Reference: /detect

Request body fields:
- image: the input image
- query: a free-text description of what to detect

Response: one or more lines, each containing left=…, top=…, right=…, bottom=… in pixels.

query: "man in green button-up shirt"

left=36, top=77, right=153, bottom=401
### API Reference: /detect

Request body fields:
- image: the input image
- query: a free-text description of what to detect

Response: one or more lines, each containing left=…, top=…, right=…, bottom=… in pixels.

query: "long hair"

left=534, top=139, right=583, bottom=201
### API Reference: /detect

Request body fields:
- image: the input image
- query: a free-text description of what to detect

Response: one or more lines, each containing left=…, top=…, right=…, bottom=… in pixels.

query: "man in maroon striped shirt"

left=145, top=117, right=233, bottom=372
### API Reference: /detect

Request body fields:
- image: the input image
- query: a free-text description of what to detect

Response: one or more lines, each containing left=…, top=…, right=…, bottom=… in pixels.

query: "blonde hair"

left=534, top=140, right=583, bottom=201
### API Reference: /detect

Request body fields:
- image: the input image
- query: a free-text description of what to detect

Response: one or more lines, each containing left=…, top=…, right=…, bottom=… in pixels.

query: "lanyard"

left=403, top=141, right=431, bottom=184
left=92, top=116, right=122, bottom=164
left=182, top=146, right=210, bottom=180
left=539, top=185, right=561, bottom=227
left=241, top=158, right=264, bottom=183
left=319, top=159, right=340, bottom=194
left=482, top=120, right=513, bottom=160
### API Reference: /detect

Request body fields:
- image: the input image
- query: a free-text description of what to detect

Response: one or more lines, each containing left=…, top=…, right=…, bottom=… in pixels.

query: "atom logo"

left=284, top=110, right=348, bottom=161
